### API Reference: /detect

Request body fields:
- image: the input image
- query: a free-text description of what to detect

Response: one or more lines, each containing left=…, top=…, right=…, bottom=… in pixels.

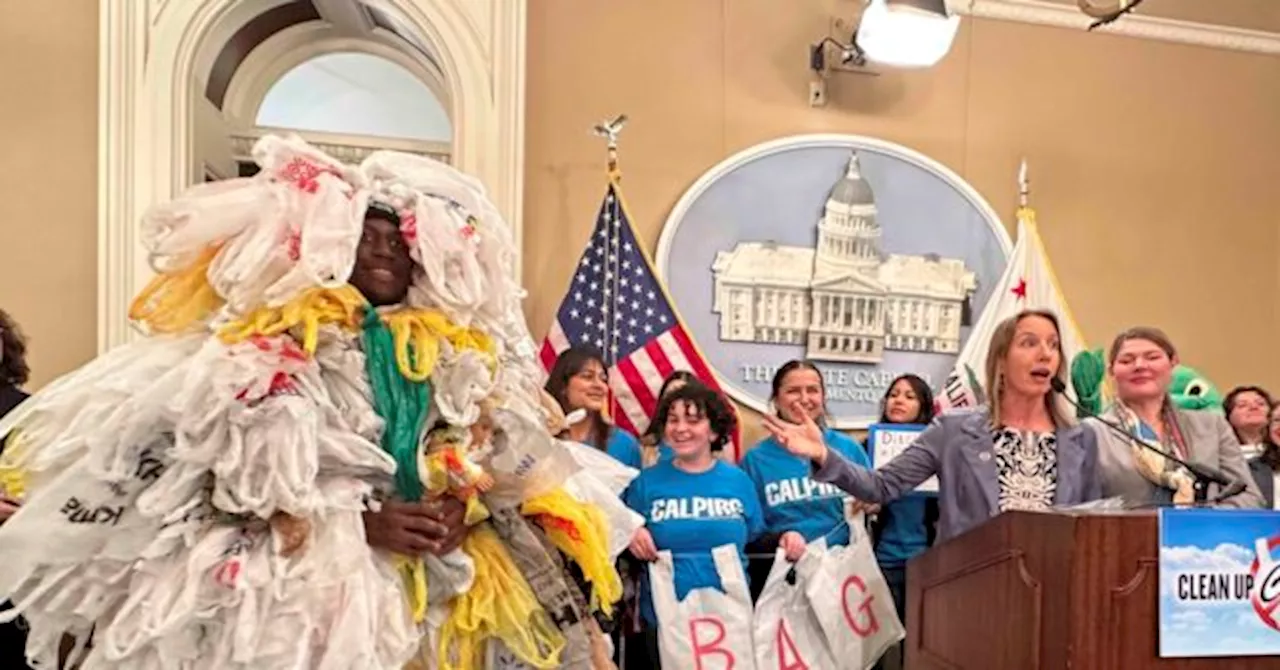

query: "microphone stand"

left=1050, top=380, right=1241, bottom=505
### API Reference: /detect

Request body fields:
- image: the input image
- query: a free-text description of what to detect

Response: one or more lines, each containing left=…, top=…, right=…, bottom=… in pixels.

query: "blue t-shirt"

left=741, top=428, right=870, bottom=547
left=604, top=427, right=642, bottom=469
left=865, top=429, right=931, bottom=568
left=651, top=440, right=674, bottom=464
left=623, top=460, right=764, bottom=626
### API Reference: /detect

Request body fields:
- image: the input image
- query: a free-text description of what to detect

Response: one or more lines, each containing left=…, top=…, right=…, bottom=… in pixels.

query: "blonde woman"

left=765, top=310, right=1102, bottom=542
left=1089, top=327, right=1263, bottom=508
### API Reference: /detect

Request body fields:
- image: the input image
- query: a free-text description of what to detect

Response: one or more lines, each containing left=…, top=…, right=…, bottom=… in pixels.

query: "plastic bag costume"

left=0, top=135, right=640, bottom=670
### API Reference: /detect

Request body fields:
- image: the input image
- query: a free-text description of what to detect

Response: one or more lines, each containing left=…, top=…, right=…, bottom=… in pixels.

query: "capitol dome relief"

left=711, top=150, right=977, bottom=364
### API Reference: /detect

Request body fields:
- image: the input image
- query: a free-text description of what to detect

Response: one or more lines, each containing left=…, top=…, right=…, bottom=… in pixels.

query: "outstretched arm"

left=763, top=407, right=944, bottom=504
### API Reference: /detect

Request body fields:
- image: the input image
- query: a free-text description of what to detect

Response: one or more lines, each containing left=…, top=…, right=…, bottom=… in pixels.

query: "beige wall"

left=0, top=3, right=98, bottom=389
left=1, top=0, right=1277, bottom=423
left=524, top=0, right=1280, bottom=443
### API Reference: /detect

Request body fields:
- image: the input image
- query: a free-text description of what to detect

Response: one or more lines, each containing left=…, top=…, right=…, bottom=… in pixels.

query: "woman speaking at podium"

left=765, top=310, right=1103, bottom=543
left=1088, top=327, right=1263, bottom=508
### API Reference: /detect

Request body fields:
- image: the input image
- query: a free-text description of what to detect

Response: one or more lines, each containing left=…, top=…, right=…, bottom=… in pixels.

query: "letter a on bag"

left=752, top=545, right=837, bottom=670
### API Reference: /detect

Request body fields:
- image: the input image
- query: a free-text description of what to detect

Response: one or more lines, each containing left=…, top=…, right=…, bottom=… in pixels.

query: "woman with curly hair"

left=624, top=383, right=762, bottom=667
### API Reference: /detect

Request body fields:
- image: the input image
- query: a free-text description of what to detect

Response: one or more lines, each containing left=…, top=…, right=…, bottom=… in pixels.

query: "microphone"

left=1049, top=378, right=1241, bottom=501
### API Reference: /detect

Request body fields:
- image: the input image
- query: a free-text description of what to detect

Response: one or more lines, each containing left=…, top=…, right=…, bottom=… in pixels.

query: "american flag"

left=539, top=181, right=741, bottom=462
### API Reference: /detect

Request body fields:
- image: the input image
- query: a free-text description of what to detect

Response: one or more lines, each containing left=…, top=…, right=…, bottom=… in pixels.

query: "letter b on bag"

left=690, top=616, right=736, bottom=669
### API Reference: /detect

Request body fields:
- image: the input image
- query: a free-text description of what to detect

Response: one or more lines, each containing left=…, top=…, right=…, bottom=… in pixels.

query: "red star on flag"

left=1012, top=278, right=1028, bottom=300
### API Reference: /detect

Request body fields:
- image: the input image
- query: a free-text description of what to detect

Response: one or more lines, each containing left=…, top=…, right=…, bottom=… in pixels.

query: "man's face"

left=350, top=215, right=414, bottom=307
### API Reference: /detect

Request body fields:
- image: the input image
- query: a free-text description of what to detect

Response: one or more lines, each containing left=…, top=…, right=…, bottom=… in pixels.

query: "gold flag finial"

left=592, top=114, right=628, bottom=180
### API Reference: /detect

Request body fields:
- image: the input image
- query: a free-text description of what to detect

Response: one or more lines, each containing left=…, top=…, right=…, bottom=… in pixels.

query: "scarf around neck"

left=1112, top=399, right=1195, bottom=504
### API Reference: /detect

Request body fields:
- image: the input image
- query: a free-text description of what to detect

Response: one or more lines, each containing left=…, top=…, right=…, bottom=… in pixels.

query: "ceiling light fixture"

left=855, top=0, right=960, bottom=68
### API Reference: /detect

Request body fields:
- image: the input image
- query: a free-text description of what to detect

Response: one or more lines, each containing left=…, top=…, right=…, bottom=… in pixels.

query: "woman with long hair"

left=1223, top=385, right=1273, bottom=460
left=740, top=360, right=869, bottom=597
left=869, top=374, right=936, bottom=670
left=765, top=310, right=1103, bottom=542
left=1090, top=328, right=1263, bottom=507
left=544, top=346, right=642, bottom=468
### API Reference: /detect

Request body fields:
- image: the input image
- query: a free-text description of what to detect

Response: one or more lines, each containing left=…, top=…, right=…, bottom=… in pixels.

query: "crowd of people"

left=0, top=137, right=1274, bottom=670
left=516, top=309, right=1269, bottom=669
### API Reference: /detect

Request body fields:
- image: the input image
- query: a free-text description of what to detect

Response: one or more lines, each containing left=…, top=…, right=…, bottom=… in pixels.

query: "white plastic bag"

left=796, top=526, right=903, bottom=669
left=753, top=545, right=837, bottom=670
left=650, top=545, right=757, bottom=670
left=559, top=439, right=643, bottom=560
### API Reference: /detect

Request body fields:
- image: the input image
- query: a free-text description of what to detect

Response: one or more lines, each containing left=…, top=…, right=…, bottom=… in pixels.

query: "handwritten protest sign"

left=865, top=423, right=936, bottom=494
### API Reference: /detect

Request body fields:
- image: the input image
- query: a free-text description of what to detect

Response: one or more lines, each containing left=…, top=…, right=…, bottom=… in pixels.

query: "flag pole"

left=1018, top=158, right=1029, bottom=208
left=592, top=115, right=628, bottom=423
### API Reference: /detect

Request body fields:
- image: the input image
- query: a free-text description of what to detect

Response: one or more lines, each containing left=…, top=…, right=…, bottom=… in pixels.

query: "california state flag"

left=937, top=199, right=1089, bottom=410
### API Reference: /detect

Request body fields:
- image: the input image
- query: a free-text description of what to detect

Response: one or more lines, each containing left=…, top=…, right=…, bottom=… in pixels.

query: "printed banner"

left=865, top=423, right=936, bottom=494
left=1158, top=508, right=1280, bottom=658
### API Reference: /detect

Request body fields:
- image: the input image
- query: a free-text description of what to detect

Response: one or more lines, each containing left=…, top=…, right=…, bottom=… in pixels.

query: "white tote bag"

left=650, top=544, right=757, bottom=670
left=796, top=527, right=904, bottom=669
left=752, top=545, right=837, bottom=670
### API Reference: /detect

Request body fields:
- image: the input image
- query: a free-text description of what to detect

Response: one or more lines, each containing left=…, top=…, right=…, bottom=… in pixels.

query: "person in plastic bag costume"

left=0, top=135, right=636, bottom=670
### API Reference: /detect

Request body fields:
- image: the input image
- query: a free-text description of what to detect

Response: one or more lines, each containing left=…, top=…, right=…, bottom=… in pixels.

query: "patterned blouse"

left=992, top=427, right=1059, bottom=512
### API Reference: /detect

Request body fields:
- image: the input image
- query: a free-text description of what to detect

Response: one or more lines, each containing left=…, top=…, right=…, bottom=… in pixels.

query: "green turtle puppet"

left=1069, top=349, right=1223, bottom=416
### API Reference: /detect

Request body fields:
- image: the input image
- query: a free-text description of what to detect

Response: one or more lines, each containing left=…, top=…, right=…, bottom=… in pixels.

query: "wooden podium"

left=904, top=510, right=1273, bottom=669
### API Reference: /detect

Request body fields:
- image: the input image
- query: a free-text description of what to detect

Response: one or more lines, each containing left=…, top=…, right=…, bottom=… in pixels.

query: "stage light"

left=855, top=0, right=960, bottom=68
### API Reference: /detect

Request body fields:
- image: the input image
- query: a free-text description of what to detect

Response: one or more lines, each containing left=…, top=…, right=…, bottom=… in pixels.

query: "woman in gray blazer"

left=1087, top=327, right=1263, bottom=508
left=764, top=309, right=1103, bottom=543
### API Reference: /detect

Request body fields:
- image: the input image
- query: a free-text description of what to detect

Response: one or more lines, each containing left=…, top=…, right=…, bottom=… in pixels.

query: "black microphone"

left=1049, top=378, right=1238, bottom=497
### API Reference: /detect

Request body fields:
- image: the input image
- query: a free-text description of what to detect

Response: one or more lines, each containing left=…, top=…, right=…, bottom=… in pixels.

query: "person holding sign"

left=625, top=383, right=764, bottom=667
left=866, top=374, right=937, bottom=670
left=740, top=360, right=870, bottom=595
left=765, top=310, right=1103, bottom=543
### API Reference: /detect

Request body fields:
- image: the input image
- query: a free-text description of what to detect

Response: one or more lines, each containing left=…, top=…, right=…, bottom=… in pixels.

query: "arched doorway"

left=225, top=49, right=453, bottom=179
left=98, top=0, right=525, bottom=350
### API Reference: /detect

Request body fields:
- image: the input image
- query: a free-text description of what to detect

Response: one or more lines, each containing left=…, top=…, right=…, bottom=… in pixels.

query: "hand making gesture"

left=762, top=400, right=829, bottom=465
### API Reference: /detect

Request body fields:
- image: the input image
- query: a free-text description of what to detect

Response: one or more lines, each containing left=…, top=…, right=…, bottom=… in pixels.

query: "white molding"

left=98, top=0, right=527, bottom=353
left=955, top=0, right=1280, bottom=55
left=654, top=133, right=1013, bottom=429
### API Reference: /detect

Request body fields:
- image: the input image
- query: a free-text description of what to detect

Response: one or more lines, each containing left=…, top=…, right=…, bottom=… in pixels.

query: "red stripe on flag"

left=670, top=327, right=719, bottom=392
left=643, top=339, right=675, bottom=381
left=616, top=356, right=658, bottom=420
left=539, top=336, right=560, bottom=372
left=609, top=389, right=640, bottom=437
